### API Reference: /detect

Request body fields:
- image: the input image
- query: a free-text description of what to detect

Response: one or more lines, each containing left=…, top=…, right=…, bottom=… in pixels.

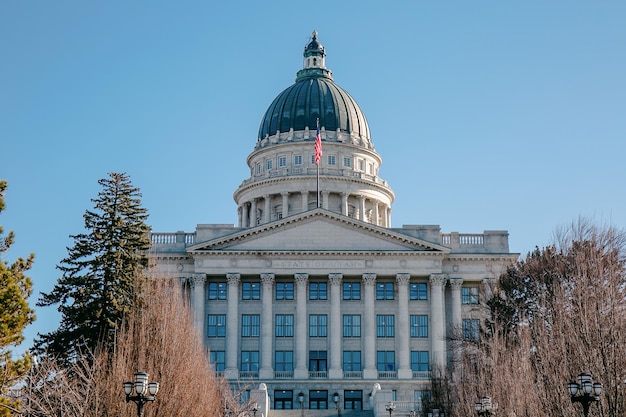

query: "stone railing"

left=239, top=371, right=259, bottom=380
left=150, top=232, right=195, bottom=250
left=378, top=371, right=397, bottom=379
left=308, top=371, right=328, bottom=379
left=343, top=371, right=363, bottom=379
left=440, top=231, right=509, bottom=253
left=274, top=371, right=294, bottom=379
left=239, top=168, right=390, bottom=189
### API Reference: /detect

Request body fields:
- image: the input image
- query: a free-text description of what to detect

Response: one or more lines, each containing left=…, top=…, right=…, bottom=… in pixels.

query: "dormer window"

left=313, top=58, right=317, bottom=66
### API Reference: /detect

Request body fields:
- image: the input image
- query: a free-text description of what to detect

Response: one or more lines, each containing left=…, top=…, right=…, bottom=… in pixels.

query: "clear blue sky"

left=2, top=1, right=625, bottom=352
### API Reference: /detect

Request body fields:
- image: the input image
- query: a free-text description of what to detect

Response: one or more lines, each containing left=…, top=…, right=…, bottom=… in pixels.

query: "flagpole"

left=314, top=117, right=322, bottom=208
left=316, top=162, right=320, bottom=208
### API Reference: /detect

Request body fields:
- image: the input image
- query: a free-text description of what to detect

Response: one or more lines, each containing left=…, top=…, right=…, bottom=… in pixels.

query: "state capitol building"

left=151, top=32, right=518, bottom=416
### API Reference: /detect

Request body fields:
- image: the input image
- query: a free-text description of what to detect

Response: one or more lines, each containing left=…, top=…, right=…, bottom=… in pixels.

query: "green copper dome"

left=257, top=32, right=371, bottom=145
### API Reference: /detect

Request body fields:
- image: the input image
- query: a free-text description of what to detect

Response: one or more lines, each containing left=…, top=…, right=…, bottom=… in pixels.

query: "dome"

left=257, top=32, right=371, bottom=144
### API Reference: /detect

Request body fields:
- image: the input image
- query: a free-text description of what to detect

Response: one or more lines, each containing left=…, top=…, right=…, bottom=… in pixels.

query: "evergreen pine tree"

left=36, top=172, right=150, bottom=364
left=0, top=180, right=35, bottom=417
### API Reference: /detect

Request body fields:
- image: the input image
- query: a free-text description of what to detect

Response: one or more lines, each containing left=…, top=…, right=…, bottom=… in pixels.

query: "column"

left=241, top=204, right=249, bottom=228
left=362, top=273, right=377, bottom=379
left=281, top=192, right=289, bottom=218
left=322, top=191, right=329, bottom=210
left=449, top=278, right=463, bottom=334
left=259, top=273, right=275, bottom=379
left=372, top=200, right=379, bottom=226
left=328, top=273, right=343, bottom=378
left=250, top=198, right=257, bottom=227
left=301, top=191, right=308, bottom=212
left=294, top=273, right=309, bottom=379
left=264, top=195, right=271, bottom=224
left=359, top=196, right=366, bottom=221
left=238, top=206, right=243, bottom=227
left=225, top=273, right=241, bottom=379
left=396, top=273, right=412, bottom=378
left=341, top=193, right=349, bottom=216
left=430, top=273, right=447, bottom=370
left=191, top=273, right=206, bottom=336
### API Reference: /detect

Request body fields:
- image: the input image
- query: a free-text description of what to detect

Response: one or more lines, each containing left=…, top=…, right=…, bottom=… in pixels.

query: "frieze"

left=273, top=260, right=366, bottom=269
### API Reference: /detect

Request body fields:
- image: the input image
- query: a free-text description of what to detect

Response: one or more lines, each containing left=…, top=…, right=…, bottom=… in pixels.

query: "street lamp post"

left=123, top=371, right=159, bottom=417
left=475, top=396, right=497, bottom=417
left=298, top=392, right=304, bottom=417
left=568, top=373, right=602, bottom=417
left=386, top=402, right=396, bottom=417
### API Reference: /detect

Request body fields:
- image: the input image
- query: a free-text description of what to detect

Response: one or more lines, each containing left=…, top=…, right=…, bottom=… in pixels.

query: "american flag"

left=314, top=118, right=322, bottom=165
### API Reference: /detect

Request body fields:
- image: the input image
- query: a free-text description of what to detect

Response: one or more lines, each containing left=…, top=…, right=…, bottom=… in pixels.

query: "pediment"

left=187, top=209, right=448, bottom=254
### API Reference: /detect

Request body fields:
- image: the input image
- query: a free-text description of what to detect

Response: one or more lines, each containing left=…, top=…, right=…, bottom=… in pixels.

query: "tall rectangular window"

left=276, top=282, right=294, bottom=300
left=278, top=156, right=287, bottom=167
left=309, top=314, right=328, bottom=337
left=462, top=287, right=479, bottom=304
left=275, top=314, right=294, bottom=337
left=410, top=283, right=428, bottom=300
left=343, top=351, right=362, bottom=371
left=328, top=155, right=336, bottom=165
left=242, top=314, right=260, bottom=337
left=411, top=351, right=429, bottom=373
left=376, top=351, right=396, bottom=371
left=309, top=282, right=327, bottom=300
left=266, top=159, right=273, bottom=170
left=343, top=157, right=352, bottom=167
left=256, top=163, right=261, bottom=174
left=209, top=351, right=225, bottom=372
left=343, top=315, right=361, bottom=337
left=376, top=315, right=395, bottom=337
left=242, top=282, right=260, bottom=300
left=208, top=282, right=227, bottom=300
left=294, top=155, right=302, bottom=166
left=376, top=282, right=394, bottom=300
left=241, top=351, right=259, bottom=371
left=342, top=282, right=361, bottom=300
left=309, top=351, right=327, bottom=372
left=275, top=351, right=294, bottom=371
left=463, top=319, right=480, bottom=340
left=207, top=314, right=226, bottom=337
left=410, top=315, right=428, bottom=338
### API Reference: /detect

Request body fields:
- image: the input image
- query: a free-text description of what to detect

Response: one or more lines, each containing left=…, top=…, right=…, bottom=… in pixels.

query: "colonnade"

left=188, top=272, right=466, bottom=379
left=237, top=191, right=391, bottom=228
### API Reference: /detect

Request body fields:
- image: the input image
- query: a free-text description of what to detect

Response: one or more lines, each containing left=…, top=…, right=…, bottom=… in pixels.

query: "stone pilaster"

left=294, top=273, right=309, bottom=379
left=281, top=192, right=289, bottom=218
left=259, top=273, right=275, bottom=379
left=264, top=195, right=271, bottom=224
left=396, top=273, right=412, bottom=378
left=225, top=273, right=240, bottom=379
left=362, top=273, right=378, bottom=379
left=328, top=273, right=343, bottom=378
left=341, top=193, right=348, bottom=216
left=250, top=198, right=257, bottom=227
left=301, top=191, right=308, bottom=212
left=359, top=196, right=366, bottom=221
left=191, top=273, right=206, bottom=336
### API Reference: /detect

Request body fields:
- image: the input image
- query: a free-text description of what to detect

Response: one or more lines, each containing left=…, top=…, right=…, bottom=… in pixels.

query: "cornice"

left=190, top=250, right=447, bottom=257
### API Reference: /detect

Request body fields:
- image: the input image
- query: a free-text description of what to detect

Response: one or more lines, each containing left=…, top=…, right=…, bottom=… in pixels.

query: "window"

left=275, top=314, right=294, bottom=337
left=242, top=282, right=260, bottom=300
left=327, top=155, right=336, bottom=165
left=344, top=390, right=363, bottom=410
left=410, top=283, right=428, bottom=300
left=241, top=351, right=259, bottom=371
left=256, top=163, right=261, bottom=174
left=309, top=389, right=328, bottom=409
left=309, top=282, right=327, bottom=300
left=414, top=390, right=431, bottom=412
left=311, top=155, right=316, bottom=165
left=294, top=155, right=302, bottom=165
left=207, top=314, right=226, bottom=337
left=411, top=351, right=429, bottom=374
left=208, top=282, right=227, bottom=300
left=369, top=163, right=374, bottom=174
left=278, top=156, right=287, bottom=167
left=462, top=287, right=479, bottom=304
left=463, top=319, right=480, bottom=340
left=309, top=351, right=327, bottom=372
left=276, top=282, right=294, bottom=300
left=275, top=351, right=294, bottom=371
left=309, top=314, right=327, bottom=337
left=342, top=282, right=361, bottom=300
left=376, top=282, right=394, bottom=300
left=242, top=314, right=260, bottom=337
left=343, top=351, right=362, bottom=371
left=274, top=390, right=294, bottom=410
left=343, top=157, right=352, bottom=167
left=358, top=159, right=365, bottom=171
left=343, top=315, right=361, bottom=337
left=410, top=315, right=428, bottom=338
left=376, top=315, right=395, bottom=337
left=376, top=351, right=396, bottom=371
left=210, top=350, right=225, bottom=372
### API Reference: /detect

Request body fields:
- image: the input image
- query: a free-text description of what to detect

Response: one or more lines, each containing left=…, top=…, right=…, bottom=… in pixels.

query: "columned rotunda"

left=151, top=32, right=518, bottom=417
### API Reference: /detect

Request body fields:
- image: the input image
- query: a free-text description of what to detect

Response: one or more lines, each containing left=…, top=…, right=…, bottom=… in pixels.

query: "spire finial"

left=312, top=30, right=318, bottom=39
